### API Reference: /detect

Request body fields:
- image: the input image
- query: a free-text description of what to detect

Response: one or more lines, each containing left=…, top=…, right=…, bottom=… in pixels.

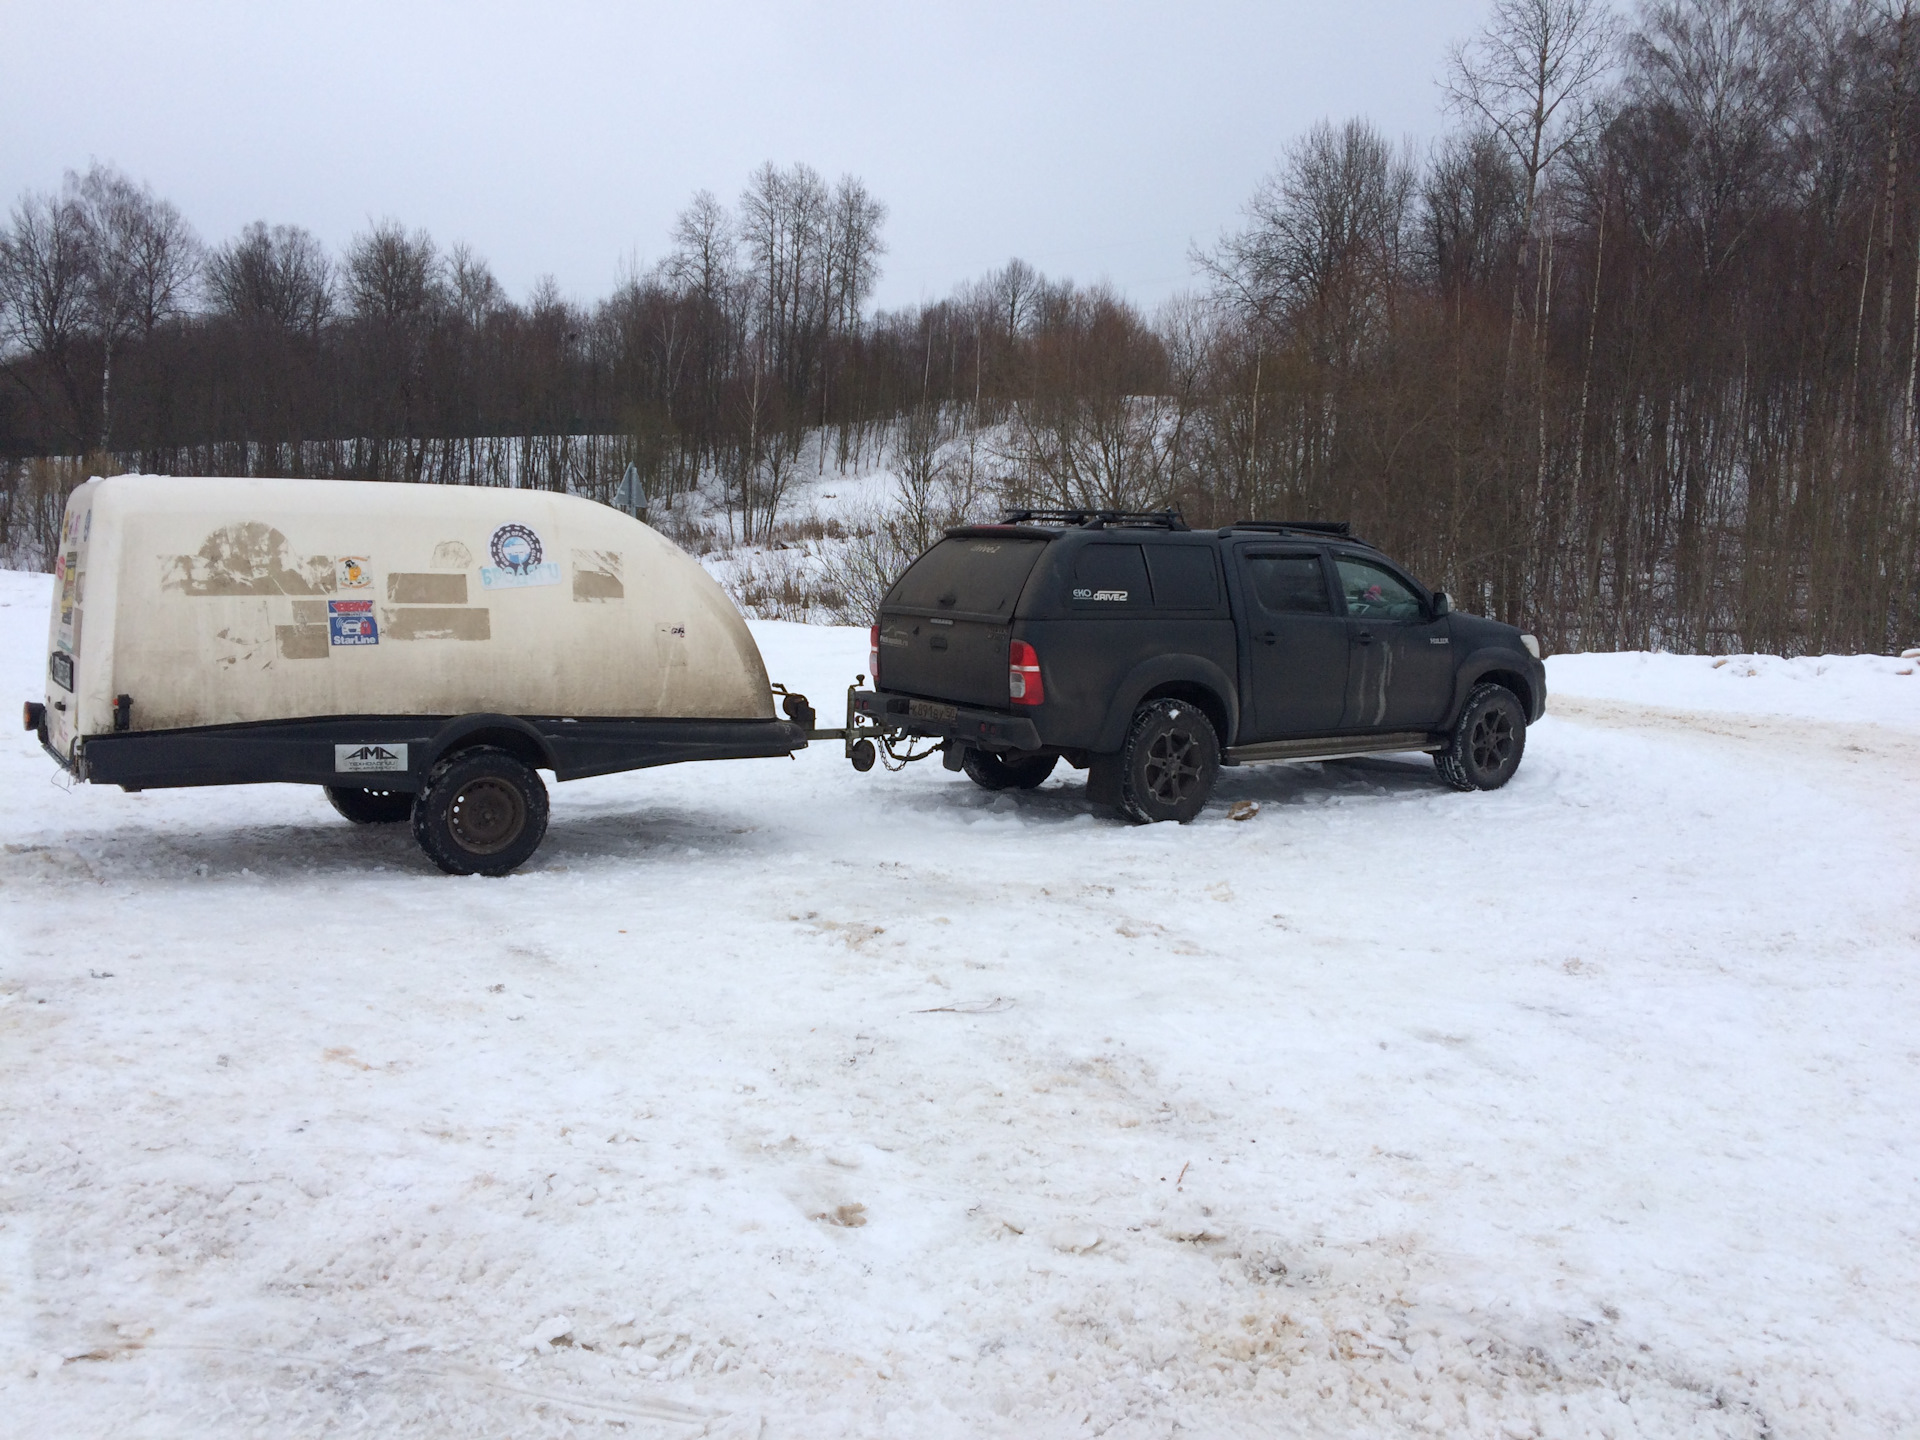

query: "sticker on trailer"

left=335, top=556, right=373, bottom=590
left=481, top=561, right=559, bottom=590
left=480, top=523, right=560, bottom=589
left=335, top=743, right=408, bottom=773
left=1072, top=588, right=1129, bottom=601
left=328, top=599, right=379, bottom=645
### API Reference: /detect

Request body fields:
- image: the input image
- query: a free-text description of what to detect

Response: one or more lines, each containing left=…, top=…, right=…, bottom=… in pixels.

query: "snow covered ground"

left=2, top=564, right=1916, bottom=1438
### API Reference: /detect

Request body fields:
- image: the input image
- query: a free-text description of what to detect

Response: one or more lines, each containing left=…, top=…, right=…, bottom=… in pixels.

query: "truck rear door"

left=1228, top=545, right=1349, bottom=739
left=877, top=536, right=1049, bottom=707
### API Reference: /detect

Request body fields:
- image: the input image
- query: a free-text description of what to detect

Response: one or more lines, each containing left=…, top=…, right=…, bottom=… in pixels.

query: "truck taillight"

left=1009, top=639, right=1044, bottom=705
left=869, top=624, right=880, bottom=686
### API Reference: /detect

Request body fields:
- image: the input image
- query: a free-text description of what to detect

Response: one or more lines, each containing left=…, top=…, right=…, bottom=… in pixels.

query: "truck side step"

left=1223, top=732, right=1441, bottom=766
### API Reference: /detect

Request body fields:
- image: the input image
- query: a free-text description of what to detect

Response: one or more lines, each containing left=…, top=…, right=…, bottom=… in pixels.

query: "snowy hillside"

left=1, top=565, right=1916, bottom=1438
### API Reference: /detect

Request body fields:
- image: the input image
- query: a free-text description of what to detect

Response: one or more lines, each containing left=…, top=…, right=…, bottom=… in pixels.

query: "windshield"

left=886, top=536, right=1049, bottom=619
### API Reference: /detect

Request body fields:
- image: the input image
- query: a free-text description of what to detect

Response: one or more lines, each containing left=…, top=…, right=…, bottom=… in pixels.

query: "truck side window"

left=1246, top=554, right=1332, bottom=614
left=1071, top=545, right=1151, bottom=605
left=1334, top=555, right=1424, bottom=620
left=1144, top=547, right=1220, bottom=609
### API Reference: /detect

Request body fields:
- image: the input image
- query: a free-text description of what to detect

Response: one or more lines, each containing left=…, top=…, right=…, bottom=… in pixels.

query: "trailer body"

left=30, top=475, right=804, bottom=872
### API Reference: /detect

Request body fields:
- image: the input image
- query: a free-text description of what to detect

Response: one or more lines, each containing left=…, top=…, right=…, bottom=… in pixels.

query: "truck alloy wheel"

left=1435, top=682, right=1527, bottom=792
left=324, top=786, right=414, bottom=825
left=412, top=747, right=550, bottom=876
left=1118, top=699, right=1220, bottom=823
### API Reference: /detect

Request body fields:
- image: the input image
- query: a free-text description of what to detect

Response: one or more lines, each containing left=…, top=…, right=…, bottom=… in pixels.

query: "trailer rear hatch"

left=877, top=533, right=1049, bottom=707
left=44, top=486, right=99, bottom=766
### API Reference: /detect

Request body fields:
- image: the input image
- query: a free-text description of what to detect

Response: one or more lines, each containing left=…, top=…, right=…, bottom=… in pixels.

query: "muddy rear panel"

left=876, top=536, right=1048, bottom=706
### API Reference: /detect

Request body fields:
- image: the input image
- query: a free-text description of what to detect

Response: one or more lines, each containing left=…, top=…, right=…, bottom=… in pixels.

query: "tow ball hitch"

left=772, top=681, right=882, bottom=772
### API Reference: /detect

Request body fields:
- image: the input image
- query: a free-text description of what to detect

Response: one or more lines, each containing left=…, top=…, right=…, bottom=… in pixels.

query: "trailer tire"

left=324, top=785, right=414, bottom=825
left=962, top=747, right=1057, bottom=790
left=412, top=747, right=549, bottom=876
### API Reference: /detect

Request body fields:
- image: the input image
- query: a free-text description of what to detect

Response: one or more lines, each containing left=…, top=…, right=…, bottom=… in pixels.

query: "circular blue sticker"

left=489, top=523, right=543, bottom=575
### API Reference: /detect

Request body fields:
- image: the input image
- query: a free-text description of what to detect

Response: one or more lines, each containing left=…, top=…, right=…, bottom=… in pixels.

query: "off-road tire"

left=1435, top=682, right=1527, bottom=792
left=411, top=747, right=550, bottom=876
left=962, top=747, right=1058, bottom=791
left=324, top=786, right=414, bottom=825
left=1117, top=699, right=1220, bottom=823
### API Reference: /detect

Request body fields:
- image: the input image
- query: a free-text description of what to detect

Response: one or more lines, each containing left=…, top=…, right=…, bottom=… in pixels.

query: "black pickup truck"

left=848, top=510, right=1546, bottom=822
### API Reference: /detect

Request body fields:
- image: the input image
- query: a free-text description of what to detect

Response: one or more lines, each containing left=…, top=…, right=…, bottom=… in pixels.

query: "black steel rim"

left=1143, top=725, right=1203, bottom=805
left=448, top=777, right=526, bottom=854
left=1469, top=706, right=1516, bottom=773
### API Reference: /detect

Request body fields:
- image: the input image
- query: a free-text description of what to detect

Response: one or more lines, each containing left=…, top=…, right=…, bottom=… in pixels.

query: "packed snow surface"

left=1, top=565, right=1916, bottom=1438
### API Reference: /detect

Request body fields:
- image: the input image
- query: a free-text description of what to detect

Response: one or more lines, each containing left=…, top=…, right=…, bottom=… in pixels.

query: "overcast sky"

left=5, top=0, right=1491, bottom=310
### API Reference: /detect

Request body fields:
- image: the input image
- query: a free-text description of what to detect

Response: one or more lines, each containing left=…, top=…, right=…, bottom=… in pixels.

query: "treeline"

left=5, top=0, right=1920, bottom=654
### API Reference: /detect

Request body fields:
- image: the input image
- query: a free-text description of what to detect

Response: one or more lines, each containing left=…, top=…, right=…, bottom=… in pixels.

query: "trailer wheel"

left=324, top=786, right=414, bottom=824
left=411, top=747, right=549, bottom=876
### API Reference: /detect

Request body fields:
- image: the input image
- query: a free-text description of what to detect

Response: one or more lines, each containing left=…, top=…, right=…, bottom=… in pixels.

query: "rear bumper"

left=853, top=690, right=1043, bottom=752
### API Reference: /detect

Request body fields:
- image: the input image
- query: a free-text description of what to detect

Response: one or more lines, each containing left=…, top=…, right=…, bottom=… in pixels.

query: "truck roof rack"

left=1228, top=519, right=1352, bottom=535
left=1224, top=519, right=1371, bottom=545
left=998, top=508, right=1190, bottom=531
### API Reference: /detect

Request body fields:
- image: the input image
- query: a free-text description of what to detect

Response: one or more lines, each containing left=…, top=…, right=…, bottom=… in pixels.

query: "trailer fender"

left=425, top=714, right=559, bottom=775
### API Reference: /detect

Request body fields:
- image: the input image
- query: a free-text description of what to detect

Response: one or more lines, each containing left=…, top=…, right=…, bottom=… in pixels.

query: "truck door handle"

left=1354, top=631, right=1374, bottom=645
left=1258, top=630, right=1278, bottom=645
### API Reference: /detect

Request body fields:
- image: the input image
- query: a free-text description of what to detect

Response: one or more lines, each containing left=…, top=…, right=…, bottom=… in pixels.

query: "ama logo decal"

left=334, top=742, right=409, bottom=773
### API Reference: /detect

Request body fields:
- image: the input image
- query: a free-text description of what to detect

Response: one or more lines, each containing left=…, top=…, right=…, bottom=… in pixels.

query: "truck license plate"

left=908, top=699, right=957, bottom=722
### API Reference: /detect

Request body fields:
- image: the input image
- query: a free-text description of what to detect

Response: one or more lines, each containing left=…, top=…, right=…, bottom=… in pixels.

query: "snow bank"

left=1549, top=649, right=1918, bottom=729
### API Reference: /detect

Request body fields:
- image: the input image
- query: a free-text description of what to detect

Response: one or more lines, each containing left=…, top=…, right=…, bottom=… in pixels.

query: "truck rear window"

left=887, top=537, right=1048, bottom=618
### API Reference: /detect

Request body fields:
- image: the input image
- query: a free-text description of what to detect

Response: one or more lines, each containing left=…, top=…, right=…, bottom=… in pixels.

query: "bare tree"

left=889, top=402, right=959, bottom=554
left=1213, top=119, right=1415, bottom=356
left=204, top=222, right=334, bottom=333
left=448, top=243, right=505, bottom=328
left=824, top=176, right=887, bottom=340
left=344, top=220, right=442, bottom=322
left=1419, top=129, right=1525, bottom=296
left=1624, top=0, right=1798, bottom=285
left=71, top=164, right=200, bottom=447
left=986, top=258, right=1042, bottom=336
left=1446, top=0, right=1620, bottom=329
left=0, top=188, right=93, bottom=447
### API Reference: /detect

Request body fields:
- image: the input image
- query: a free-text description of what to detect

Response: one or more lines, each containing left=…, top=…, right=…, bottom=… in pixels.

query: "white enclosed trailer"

left=27, top=474, right=810, bottom=873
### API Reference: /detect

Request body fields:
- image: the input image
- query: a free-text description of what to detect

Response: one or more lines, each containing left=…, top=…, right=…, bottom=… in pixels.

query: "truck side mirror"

left=1430, top=591, right=1450, bottom=617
